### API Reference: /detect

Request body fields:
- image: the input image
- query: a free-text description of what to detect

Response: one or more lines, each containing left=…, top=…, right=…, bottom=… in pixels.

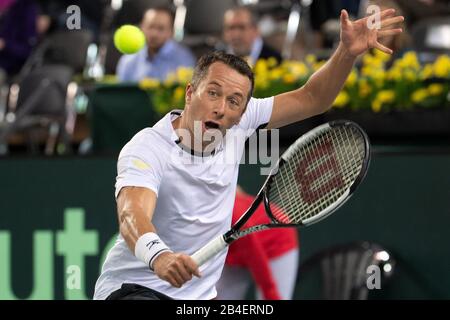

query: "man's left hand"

left=339, top=8, right=404, bottom=57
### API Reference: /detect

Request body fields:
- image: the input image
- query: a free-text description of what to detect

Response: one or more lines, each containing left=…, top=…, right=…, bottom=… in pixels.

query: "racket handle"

left=191, top=235, right=228, bottom=266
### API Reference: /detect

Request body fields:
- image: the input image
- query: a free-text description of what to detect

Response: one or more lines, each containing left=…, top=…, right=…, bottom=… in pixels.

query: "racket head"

left=263, top=120, right=371, bottom=227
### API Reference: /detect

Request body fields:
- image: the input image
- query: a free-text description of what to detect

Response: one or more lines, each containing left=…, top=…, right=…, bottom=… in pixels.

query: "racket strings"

left=268, top=125, right=366, bottom=224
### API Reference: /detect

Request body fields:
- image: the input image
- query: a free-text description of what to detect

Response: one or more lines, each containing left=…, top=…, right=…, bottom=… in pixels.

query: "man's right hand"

left=153, top=251, right=201, bottom=288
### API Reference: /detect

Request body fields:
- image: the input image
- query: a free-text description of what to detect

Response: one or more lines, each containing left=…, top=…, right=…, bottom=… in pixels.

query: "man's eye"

left=229, top=98, right=240, bottom=106
left=208, top=90, right=218, bottom=97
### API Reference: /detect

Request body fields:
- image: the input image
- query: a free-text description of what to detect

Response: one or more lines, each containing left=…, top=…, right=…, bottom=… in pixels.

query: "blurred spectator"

left=222, top=6, right=282, bottom=67
left=0, top=0, right=39, bottom=78
left=116, top=6, right=195, bottom=82
left=216, top=186, right=299, bottom=300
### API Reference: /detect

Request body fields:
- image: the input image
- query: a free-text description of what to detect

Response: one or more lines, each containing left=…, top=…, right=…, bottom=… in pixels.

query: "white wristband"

left=135, top=232, right=172, bottom=271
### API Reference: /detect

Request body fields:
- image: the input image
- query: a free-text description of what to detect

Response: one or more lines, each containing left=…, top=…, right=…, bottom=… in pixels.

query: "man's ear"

left=185, top=83, right=193, bottom=105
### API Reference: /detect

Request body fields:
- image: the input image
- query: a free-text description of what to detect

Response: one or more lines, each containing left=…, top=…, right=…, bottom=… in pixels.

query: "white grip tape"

left=191, top=235, right=228, bottom=267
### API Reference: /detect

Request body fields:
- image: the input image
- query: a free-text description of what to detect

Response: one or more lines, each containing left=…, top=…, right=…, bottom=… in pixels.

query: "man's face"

left=183, top=62, right=251, bottom=147
left=140, top=9, right=173, bottom=52
left=223, top=10, right=258, bottom=57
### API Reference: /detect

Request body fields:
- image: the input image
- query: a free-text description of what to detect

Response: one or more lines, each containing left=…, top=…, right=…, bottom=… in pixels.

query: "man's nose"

left=212, top=98, right=226, bottom=117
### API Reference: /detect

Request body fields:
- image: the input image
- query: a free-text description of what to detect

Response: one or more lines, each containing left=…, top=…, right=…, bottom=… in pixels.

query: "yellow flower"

left=333, top=91, right=350, bottom=108
left=411, top=88, right=429, bottom=103
left=404, top=70, right=417, bottom=82
left=386, top=67, right=402, bottom=81
left=267, top=57, right=278, bottom=68
left=345, top=69, right=358, bottom=87
left=255, top=75, right=269, bottom=89
left=268, top=68, right=283, bottom=80
left=173, top=86, right=185, bottom=103
left=428, top=83, right=444, bottom=96
left=371, top=100, right=382, bottom=113
left=254, top=59, right=268, bottom=75
left=371, top=90, right=395, bottom=113
left=433, top=55, right=450, bottom=78
left=402, top=51, right=420, bottom=70
left=421, top=64, right=434, bottom=79
left=283, top=74, right=296, bottom=84
left=139, top=78, right=160, bottom=90
left=176, top=67, right=193, bottom=84
left=287, top=61, right=309, bottom=78
left=377, top=90, right=396, bottom=103
left=359, top=79, right=371, bottom=97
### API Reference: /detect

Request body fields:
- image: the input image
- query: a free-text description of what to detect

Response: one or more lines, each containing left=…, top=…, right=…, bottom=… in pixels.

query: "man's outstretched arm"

left=267, top=9, right=404, bottom=129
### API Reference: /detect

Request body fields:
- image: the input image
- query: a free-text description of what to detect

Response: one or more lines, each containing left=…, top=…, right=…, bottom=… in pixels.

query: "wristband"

left=135, top=232, right=172, bottom=271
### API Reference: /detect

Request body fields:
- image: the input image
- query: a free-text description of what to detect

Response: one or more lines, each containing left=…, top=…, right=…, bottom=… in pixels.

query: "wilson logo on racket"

left=295, top=138, right=344, bottom=204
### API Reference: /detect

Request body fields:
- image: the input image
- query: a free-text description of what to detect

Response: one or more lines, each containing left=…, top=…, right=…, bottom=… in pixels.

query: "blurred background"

left=0, top=0, right=449, bottom=300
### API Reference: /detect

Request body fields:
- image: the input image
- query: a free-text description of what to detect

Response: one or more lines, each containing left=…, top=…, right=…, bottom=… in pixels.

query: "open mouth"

left=204, top=121, right=220, bottom=130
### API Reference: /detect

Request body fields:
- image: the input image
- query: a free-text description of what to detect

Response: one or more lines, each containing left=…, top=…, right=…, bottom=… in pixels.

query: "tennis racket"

left=191, top=120, right=371, bottom=267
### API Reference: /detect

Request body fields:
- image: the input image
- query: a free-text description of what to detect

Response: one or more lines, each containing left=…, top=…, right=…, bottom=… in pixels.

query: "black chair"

left=297, top=242, right=396, bottom=300
left=178, top=0, right=237, bottom=55
left=19, top=30, right=94, bottom=78
left=0, top=65, right=75, bottom=155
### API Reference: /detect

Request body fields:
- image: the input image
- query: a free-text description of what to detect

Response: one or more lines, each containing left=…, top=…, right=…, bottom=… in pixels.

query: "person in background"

left=116, top=6, right=196, bottom=82
left=216, top=186, right=299, bottom=300
left=222, top=6, right=282, bottom=67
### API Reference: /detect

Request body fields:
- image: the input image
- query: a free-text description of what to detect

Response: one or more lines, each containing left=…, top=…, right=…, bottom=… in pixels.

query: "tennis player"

left=94, top=9, right=403, bottom=300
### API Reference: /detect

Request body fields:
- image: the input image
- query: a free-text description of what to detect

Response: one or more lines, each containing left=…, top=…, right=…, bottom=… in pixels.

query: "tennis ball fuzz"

left=114, top=25, right=145, bottom=54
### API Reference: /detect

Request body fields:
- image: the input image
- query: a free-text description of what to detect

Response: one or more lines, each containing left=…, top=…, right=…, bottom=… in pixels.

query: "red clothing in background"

left=225, top=191, right=299, bottom=299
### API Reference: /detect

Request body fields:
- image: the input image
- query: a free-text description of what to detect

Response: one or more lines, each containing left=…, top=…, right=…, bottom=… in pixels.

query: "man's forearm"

left=303, top=42, right=357, bottom=112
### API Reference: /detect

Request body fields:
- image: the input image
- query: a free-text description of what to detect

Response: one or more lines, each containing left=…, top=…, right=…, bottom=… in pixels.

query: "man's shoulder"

left=120, top=124, right=172, bottom=160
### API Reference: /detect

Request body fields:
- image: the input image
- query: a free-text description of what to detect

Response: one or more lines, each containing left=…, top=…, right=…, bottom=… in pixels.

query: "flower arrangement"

left=137, top=52, right=450, bottom=116
left=335, top=51, right=450, bottom=113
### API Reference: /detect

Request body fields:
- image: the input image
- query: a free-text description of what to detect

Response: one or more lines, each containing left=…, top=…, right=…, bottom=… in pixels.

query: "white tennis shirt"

left=94, top=96, right=274, bottom=300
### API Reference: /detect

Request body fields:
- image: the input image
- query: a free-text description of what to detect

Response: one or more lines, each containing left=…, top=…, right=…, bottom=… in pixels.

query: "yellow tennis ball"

left=114, top=25, right=145, bottom=54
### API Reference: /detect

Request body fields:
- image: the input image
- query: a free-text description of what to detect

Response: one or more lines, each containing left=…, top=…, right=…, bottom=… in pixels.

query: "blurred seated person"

left=216, top=186, right=299, bottom=300
left=0, top=0, right=39, bottom=79
left=117, top=6, right=196, bottom=82
left=222, top=6, right=282, bottom=67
